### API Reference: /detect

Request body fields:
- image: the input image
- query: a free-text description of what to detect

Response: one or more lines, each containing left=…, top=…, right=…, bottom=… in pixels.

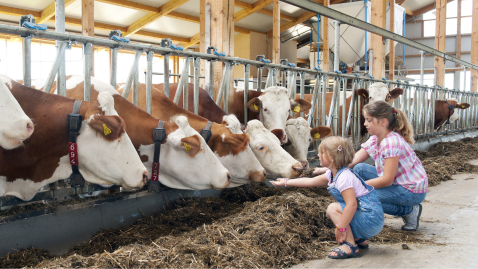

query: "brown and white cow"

left=0, top=77, right=149, bottom=201
left=154, top=83, right=307, bottom=178
left=0, top=76, right=34, bottom=149
left=31, top=76, right=232, bottom=190
left=421, top=98, right=470, bottom=131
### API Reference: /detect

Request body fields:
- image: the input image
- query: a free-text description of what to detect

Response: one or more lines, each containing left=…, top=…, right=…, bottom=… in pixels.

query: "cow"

left=0, top=76, right=34, bottom=149
left=116, top=83, right=266, bottom=186
left=29, top=76, right=232, bottom=190
left=423, top=98, right=470, bottom=131
left=154, top=83, right=310, bottom=175
left=0, top=77, right=149, bottom=201
left=283, top=118, right=332, bottom=169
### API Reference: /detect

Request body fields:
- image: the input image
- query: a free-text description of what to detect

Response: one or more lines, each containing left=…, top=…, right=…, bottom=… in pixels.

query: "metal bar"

left=122, top=50, right=142, bottom=99
left=244, top=64, right=250, bottom=124
left=364, top=0, right=368, bottom=72
left=183, top=59, right=191, bottom=111
left=345, top=79, right=356, bottom=135
left=327, top=77, right=339, bottom=130
left=43, top=41, right=67, bottom=93
left=264, top=68, right=272, bottom=88
left=193, top=57, right=200, bottom=114
left=56, top=0, right=66, bottom=97
left=151, top=72, right=205, bottom=78
left=146, top=51, right=153, bottom=114
left=133, top=69, right=139, bottom=107
left=215, top=62, right=230, bottom=107
left=420, top=51, right=425, bottom=85
left=299, top=72, right=305, bottom=118
left=206, top=59, right=215, bottom=98
left=369, top=49, right=373, bottom=75
left=173, top=57, right=191, bottom=104
left=110, top=48, right=118, bottom=88
left=272, top=69, right=277, bottom=86
left=223, top=63, right=231, bottom=114
left=163, top=54, right=170, bottom=98
left=308, top=74, right=320, bottom=127
left=257, top=67, right=263, bottom=91
left=22, top=36, right=31, bottom=87
left=321, top=75, right=327, bottom=125
left=83, top=42, right=92, bottom=101
left=342, top=78, right=347, bottom=137
left=334, top=20, right=340, bottom=72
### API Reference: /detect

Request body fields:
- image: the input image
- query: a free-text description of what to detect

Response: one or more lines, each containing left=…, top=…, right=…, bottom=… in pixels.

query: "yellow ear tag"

left=293, top=105, right=300, bottom=113
left=184, top=143, right=192, bottom=153
left=103, top=124, right=111, bottom=136
left=314, top=133, right=321, bottom=139
left=363, top=94, right=367, bottom=98
left=462, top=105, right=465, bottom=109
left=254, top=104, right=259, bottom=111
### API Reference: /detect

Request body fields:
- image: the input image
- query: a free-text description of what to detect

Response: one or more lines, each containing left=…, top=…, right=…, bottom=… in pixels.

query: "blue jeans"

left=353, top=163, right=426, bottom=216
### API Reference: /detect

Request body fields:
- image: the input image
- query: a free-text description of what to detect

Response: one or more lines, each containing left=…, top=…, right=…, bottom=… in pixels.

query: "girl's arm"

left=348, top=148, right=370, bottom=169
left=270, top=174, right=329, bottom=188
left=336, top=188, right=357, bottom=230
left=362, top=156, right=399, bottom=188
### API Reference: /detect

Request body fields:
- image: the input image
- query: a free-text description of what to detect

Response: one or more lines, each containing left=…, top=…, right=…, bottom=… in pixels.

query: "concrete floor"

left=292, top=170, right=478, bottom=268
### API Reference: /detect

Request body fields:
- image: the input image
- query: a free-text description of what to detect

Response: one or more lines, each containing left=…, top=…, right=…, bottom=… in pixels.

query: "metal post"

left=244, top=64, right=250, bottom=123
left=223, top=63, right=232, bottom=114
left=83, top=42, right=92, bottom=101
left=215, top=62, right=230, bottom=107
left=193, top=57, right=200, bottom=114
left=43, top=41, right=68, bottom=93
left=272, top=68, right=277, bottom=86
left=321, top=75, right=327, bottom=125
left=146, top=51, right=153, bottom=114
left=420, top=51, right=425, bottom=85
left=264, top=68, right=272, bottom=88
left=122, top=50, right=142, bottom=99
left=364, top=0, right=368, bottom=72
left=163, top=54, right=170, bottom=97
left=342, top=78, right=347, bottom=137
left=56, top=0, right=66, bottom=97
left=369, top=49, right=374, bottom=76
left=22, top=36, right=31, bottom=87
left=464, top=66, right=467, bottom=91
left=133, top=69, right=139, bottom=106
left=327, top=77, right=339, bottom=132
left=110, top=48, right=118, bottom=88
left=257, top=67, right=263, bottom=91
left=334, top=20, right=341, bottom=72
left=206, top=59, right=215, bottom=98
left=299, top=72, right=305, bottom=118
left=173, top=57, right=191, bottom=104
left=308, top=74, right=320, bottom=127
left=345, top=79, right=357, bottom=135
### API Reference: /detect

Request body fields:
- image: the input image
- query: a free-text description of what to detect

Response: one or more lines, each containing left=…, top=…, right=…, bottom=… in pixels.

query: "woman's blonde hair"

left=318, top=136, right=355, bottom=170
left=363, top=100, right=415, bottom=144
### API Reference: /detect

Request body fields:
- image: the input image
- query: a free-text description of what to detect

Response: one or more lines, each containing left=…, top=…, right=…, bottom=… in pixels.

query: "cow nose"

left=263, top=170, right=267, bottom=179
left=142, top=172, right=149, bottom=184
left=26, top=121, right=34, bottom=135
left=300, top=161, right=308, bottom=169
left=227, top=172, right=232, bottom=183
left=281, top=134, right=287, bottom=143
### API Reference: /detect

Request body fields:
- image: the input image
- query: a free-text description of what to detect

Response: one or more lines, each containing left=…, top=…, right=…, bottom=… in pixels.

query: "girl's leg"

left=326, top=203, right=358, bottom=256
left=375, top=185, right=426, bottom=216
left=353, top=163, right=378, bottom=181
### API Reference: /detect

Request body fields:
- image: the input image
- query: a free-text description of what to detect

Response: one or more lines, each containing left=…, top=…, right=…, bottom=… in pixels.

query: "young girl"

left=350, top=100, right=428, bottom=232
left=271, top=136, right=384, bottom=259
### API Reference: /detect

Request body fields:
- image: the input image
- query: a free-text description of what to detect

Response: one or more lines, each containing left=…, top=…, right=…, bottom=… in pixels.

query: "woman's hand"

left=335, top=229, right=346, bottom=243
left=270, top=178, right=288, bottom=187
left=312, top=167, right=328, bottom=176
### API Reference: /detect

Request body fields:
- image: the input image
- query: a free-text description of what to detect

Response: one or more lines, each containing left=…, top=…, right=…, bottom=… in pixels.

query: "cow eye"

left=263, top=108, right=268, bottom=112
left=288, top=109, right=291, bottom=112
left=309, top=138, right=312, bottom=142
left=257, top=146, right=264, bottom=151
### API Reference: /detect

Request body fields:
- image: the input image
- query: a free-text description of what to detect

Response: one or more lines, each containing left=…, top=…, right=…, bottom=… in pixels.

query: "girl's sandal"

left=355, top=238, right=369, bottom=249
left=327, top=242, right=360, bottom=259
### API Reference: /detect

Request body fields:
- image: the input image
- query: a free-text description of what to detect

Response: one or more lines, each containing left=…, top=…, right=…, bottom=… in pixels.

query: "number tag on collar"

left=254, top=104, right=259, bottom=111
left=293, top=105, right=300, bottom=112
left=184, top=143, right=192, bottom=153
left=103, top=124, right=112, bottom=136
left=314, top=133, right=321, bottom=139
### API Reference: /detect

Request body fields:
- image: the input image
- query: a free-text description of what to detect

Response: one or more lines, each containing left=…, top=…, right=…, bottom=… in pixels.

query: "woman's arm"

left=362, top=156, right=399, bottom=188
left=348, top=148, right=370, bottom=169
left=270, top=174, right=329, bottom=188
left=336, top=188, right=357, bottom=229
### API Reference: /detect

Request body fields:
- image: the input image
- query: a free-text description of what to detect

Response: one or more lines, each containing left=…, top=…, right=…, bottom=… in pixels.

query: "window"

left=460, top=71, right=471, bottom=91
left=461, top=17, right=472, bottom=34
left=462, top=0, right=472, bottom=16
left=421, top=1, right=470, bottom=37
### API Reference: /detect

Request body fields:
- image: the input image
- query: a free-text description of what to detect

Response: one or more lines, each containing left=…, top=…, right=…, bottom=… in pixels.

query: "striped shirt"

left=361, top=131, right=428, bottom=193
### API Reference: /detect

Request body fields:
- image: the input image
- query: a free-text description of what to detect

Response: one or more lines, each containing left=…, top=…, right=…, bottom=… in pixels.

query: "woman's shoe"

left=401, top=204, right=422, bottom=231
left=327, top=242, right=360, bottom=259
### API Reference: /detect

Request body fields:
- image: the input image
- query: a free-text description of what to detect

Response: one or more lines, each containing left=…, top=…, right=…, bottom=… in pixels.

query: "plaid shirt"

left=362, top=131, right=428, bottom=193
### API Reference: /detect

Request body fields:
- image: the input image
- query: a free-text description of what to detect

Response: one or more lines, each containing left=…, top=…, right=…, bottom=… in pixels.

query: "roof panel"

left=234, top=12, right=272, bottom=33
left=143, top=16, right=199, bottom=38
left=402, top=0, right=436, bottom=12
left=0, top=0, right=48, bottom=12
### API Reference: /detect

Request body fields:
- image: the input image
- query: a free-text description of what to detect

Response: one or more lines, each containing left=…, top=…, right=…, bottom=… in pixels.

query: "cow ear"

left=270, top=129, right=284, bottom=141
left=357, top=88, right=369, bottom=99
left=310, top=126, right=332, bottom=140
left=456, top=103, right=470, bottom=109
left=290, top=99, right=312, bottom=113
left=247, top=97, right=262, bottom=112
left=180, top=135, right=202, bottom=157
left=223, top=133, right=250, bottom=155
left=88, top=115, right=125, bottom=141
left=390, top=88, right=404, bottom=100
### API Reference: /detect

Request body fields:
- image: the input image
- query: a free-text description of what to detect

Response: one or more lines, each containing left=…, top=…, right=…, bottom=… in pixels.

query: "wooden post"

left=199, top=0, right=210, bottom=88
left=322, top=0, right=329, bottom=71
left=82, top=0, right=94, bottom=76
left=471, top=0, right=478, bottom=92
left=173, top=56, right=179, bottom=83
left=371, top=0, right=386, bottom=79
left=272, top=0, right=280, bottom=64
left=434, top=0, right=446, bottom=87
left=389, top=0, right=395, bottom=80
left=456, top=0, right=462, bottom=67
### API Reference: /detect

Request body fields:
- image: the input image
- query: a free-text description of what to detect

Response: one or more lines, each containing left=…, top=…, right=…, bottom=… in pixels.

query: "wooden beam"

left=135, top=30, right=190, bottom=43
left=234, top=0, right=273, bottom=22
left=0, top=5, right=40, bottom=17
left=406, top=0, right=454, bottom=20
left=330, top=0, right=346, bottom=4
left=472, top=0, right=478, bottom=91
left=322, top=0, right=329, bottom=71
left=124, top=0, right=190, bottom=36
left=83, top=0, right=95, bottom=76
left=183, top=33, right=200, bottom=49
left=456, top=0, right=462, bottom=67
left=389, top=0, right=395, bottom=81
left=297, top=58, right=309, bottom=63
left=371, top=0, right=386, bottom=79
left=37, top=0, right=76, bottom=24
left=435, top=0, right=446, bottom=86
left=272, top=0, right=280, bottom=64
left=404, top=8, right=414, bottom=16
left=96, top=0, right=158, bottom=12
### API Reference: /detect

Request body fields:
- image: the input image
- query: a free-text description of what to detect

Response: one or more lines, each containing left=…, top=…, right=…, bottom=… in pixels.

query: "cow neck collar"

left=200, top=121, right=213, bottom=143
left=148, top=121, right=166, bottom=192
left=67, top=100, right=85, bottom=187
left=444, top=100, right=455, bottom=125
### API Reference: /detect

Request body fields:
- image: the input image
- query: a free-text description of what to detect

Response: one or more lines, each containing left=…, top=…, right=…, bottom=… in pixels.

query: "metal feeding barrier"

left=1, top=22, right=478, bottom=208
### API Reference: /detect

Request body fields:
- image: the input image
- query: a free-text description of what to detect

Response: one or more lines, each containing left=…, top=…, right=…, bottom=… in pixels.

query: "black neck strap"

left=444, top=100, right=455, bottom=125
left=67, top=100, right=84, bottom=187
left=151, top=121, right=166, bottom=182
left=200, top=121, right=213, bottom=143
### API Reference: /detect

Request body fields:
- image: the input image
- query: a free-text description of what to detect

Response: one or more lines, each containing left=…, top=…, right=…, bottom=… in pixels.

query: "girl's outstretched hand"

left=335, top=229, right=346, bottom=243
left=270, top=178, right=288, bottom=187
left=312, top=167, right=328, bottom=176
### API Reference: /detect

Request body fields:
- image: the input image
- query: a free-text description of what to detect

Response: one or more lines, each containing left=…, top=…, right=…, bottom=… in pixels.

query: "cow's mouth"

left=2, top=132, right=25, bottom=144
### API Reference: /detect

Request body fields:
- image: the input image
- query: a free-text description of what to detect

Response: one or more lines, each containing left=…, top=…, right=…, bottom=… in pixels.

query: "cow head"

left=216, top=115, right=266, bottom=187
left=247, top=86, right=311, bottom=144
left=447, top=98, right=471, bottom=124
left=77, top=92, right=149, bottom=189
left=244, top=120, right=304, bottom=178
left=0, top=75, right=34, bottom=149
left=357, top=82, right=403, bottom=103
left=283, top=118, right=332, bottom=169
left=140, top=116, right=231, bottom=190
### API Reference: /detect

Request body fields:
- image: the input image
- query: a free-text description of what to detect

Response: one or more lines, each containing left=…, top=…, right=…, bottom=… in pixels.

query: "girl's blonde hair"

left=363, top=100, right=415, bottom=144
left=318, top=136, right=355, bottom=170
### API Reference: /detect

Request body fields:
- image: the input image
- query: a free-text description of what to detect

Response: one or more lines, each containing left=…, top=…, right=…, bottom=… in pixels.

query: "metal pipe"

left=83, top=42, right=92, bottom=101
left=215, top=62, right=230, bottom=108
left=163, top=54, right=170, bottom=98
left=369, top=49, right=373, bottom=76
left=464, top=66, right=467, bottom=91
left=182, top=59, right=191, bottom=111
left=327, top=77, right=339, bottom=130
left=308, top=74, right=320, bottom=127
left=223, top=63, right=231, bottom=114
left=420, top=50, right=425, bottom=85
left=257, top=67, right=263, bottom=91
left=122, top=50, right=142, bottom=99
left=206, top=59, right=215, bottom=98
left=364, top=0, right=368, bottom=72
left=193, top=57, right=200, bottom=114
left=110, top=48, right=118, bottom=88
left=321, top=75, right=327, bottom=125
left=56, top=0, right=66, bottom=97
left=342, top=78, right=347, bottom=137
left=22, top=36, right=31, bottom=87
left=133, top=69, right=139, bottom=106
left=334, top=20, right=341, bottom=72
left=146, top=51, right=153, bottom=114
left=244, top=64, right=250, bottom=123
left=345, top=79, right=356, bottom=136
left=264, top=68, right=272, bottom=88
left=299, top=72, right=305, bottom=118
left=272, top=68, right=277, bottom=86
left=43, top=41, right=67, bottom=93
left=173, top=57, right=191, bottom=104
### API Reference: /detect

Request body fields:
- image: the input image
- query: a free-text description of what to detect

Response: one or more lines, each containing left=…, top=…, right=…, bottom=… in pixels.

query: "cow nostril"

left=263, top=170, right=267, bottom=178
left=142, top=172, right=149, bottom=184
left=301, top=161, right=308, bottom=169
left=227, top=173, right=231, bottom=182
left=26, top=122, right=34, bottom=134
